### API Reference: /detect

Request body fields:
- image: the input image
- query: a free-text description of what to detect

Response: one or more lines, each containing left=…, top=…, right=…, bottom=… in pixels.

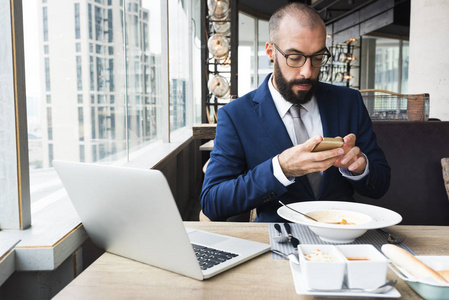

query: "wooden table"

left=54, top=222, right=449, bottom=299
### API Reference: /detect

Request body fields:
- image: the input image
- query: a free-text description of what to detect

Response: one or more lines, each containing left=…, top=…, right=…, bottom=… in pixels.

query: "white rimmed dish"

left=277, top=201, right=402, bottom=243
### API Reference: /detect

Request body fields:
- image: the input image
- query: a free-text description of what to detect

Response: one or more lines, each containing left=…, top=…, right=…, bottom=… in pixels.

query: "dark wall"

left=354, top=121, right=449, bottom=225
left=155, top=138, right=204, bottom=221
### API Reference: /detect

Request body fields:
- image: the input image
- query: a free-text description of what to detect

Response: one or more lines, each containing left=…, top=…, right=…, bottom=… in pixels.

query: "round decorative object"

left=333, top=72, right=343, bottom=82
left=208, top=33, right=229, bottom=59
left=213, top=18, right=230, bottom=34
left=208, top=75, right=230, bottom=98
left=319, top=70, right=329, bottom=82
left=338, top=52, right=354, bottom=63
left=208, top=0, right=230, bottom=19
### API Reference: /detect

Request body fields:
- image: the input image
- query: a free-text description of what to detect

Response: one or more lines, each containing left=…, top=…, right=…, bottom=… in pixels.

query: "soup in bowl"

left=305, top=210, right=372, bottom=243
left=308, top=209, right=373, bottom=226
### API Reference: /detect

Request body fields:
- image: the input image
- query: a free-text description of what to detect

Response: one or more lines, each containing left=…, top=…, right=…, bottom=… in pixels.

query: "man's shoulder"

left=221, top=89, right=259, bottom=111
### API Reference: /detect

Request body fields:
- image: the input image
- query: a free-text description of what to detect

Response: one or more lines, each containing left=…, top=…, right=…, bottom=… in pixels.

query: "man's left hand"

left=333, top=133, right=366, bottom=174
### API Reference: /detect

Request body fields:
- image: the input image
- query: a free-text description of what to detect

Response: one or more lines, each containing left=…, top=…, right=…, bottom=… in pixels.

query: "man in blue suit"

left=201, top=3, right=390, bottom=222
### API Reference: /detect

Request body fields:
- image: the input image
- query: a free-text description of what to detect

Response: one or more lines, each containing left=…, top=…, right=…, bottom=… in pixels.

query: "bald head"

left=269, top=3, right=325, bottom=43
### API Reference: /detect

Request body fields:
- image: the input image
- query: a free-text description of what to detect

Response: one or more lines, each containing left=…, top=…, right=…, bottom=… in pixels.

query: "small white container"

left=337, top=244, right=388, bottom=289
left=298, top=244, right=346, bottom=290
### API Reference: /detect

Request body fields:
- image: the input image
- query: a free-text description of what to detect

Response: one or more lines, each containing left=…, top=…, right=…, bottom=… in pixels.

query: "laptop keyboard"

left=192, top=244, right=239, bottom=270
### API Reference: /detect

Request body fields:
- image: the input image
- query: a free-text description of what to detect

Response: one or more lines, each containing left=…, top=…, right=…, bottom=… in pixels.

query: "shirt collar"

left=268, top=74, right=317, bottom=117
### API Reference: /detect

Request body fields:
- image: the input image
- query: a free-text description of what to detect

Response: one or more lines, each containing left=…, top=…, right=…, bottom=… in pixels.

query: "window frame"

left=1, top=0, right=31, bottom=230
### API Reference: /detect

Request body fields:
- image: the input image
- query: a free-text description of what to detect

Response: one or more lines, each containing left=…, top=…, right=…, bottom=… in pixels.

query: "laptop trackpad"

left=188, top=230, right=228, bottom=246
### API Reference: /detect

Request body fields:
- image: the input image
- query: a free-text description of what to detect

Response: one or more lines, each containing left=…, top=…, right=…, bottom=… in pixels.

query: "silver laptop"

left=53, top=160, right=270, bottom=280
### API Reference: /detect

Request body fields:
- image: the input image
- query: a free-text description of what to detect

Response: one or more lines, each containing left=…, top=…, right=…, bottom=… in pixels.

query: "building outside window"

left=0, top=0, right=201, bottom=226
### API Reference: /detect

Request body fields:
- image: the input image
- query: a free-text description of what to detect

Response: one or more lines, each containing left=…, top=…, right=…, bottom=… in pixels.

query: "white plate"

left=290, top=260, right=401, bottom=298
left=277, top=201, right=402, bottom=243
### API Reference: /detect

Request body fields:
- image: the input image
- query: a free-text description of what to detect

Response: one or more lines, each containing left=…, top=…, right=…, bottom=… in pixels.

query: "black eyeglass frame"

left=271, top=43, right=331, bottom=68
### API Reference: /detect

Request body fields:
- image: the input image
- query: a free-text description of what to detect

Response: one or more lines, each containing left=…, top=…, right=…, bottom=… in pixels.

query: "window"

left=76, top=56, right=82, bottom=90
left=0, top=0, right=21, bottom=228
left=46, top=107, right=52, bottom=140
left=363, top=36, right=409, bottom=94
left=238, top=12, right=272, bottom=97
left=169, top=0, right=190, bottom=133
left=107, top=9, right=113, bottom=43
left=3, top=0, right=201, bottom=229
left=79, top=145, right=85, bottom=162
left=75, top=3, right=80, bottom=39
left=89, top=56, right=95, bottom=90
left=88, top=4, right=93, bottom=40
left=78, top=107, right=84, bottom=141
left=95, top=6, right=103, bottom=42
left=44, top=57, right=51, bottom=91
left=42, top=6, right=48, bottom=42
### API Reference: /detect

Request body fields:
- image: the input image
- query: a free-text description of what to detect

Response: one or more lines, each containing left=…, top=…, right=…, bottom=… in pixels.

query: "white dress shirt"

left=267, top=75, right=369, bottom=186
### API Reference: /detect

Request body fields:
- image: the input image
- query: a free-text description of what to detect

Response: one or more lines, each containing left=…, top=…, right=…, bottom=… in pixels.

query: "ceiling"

left=238, top=0, right=410, bottom=39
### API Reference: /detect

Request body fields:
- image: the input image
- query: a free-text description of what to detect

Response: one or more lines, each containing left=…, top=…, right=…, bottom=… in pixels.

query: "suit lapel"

left=253, top=75, right=315, bottom=197
left=252, top=76, right=293, bottom=153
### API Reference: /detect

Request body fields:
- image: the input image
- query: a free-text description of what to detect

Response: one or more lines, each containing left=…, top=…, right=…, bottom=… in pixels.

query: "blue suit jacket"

left=201, top=74, right=390, bottom=222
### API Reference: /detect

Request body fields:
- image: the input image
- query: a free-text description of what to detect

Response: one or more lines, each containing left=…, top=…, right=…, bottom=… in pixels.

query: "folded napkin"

left=268, top=223, right=415, bottom=259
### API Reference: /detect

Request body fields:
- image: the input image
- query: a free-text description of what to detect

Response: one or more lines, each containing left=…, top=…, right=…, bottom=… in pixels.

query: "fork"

left=377, top=228, right=406, bottom=244
left=271, top=249, right=300, bottom=264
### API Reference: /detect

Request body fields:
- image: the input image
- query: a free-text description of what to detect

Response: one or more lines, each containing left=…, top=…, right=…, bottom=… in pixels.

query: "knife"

left=284, top=223, right=300, bottom=249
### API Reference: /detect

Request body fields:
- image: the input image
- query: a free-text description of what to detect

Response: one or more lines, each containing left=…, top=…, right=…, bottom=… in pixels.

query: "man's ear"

left=265, top=42, right=274, bottom=62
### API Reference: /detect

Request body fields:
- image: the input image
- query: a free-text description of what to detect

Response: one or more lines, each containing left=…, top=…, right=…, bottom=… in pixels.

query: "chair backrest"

left=354, top=121, right=449, bottom=225
left=359, top=89, right=429, bottom=121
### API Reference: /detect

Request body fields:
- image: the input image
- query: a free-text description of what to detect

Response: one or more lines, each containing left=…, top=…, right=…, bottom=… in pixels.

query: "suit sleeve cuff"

left=339, top=153, right=370, bottom=181
left=272, top=155, right=295, bottom=186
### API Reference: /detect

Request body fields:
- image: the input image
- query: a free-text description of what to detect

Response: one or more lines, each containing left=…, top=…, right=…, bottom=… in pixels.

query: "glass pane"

left=257, top=19, right=272, bottom=86
left=238, top=12, right=256, bottom=96
left=192, top=0, right=202, bottom=124
left=128, top=0, right=163, bottom=150
left=169, top=0, right=189, bottom=132
left=401, top=41, right=409, bottom=94
left=21, top=0, right=190, bottom=214
left=375, top=38, right=400, bottom=92
left=23, top=0, right=166, bottom=212
left=0, top=0, right=20, bottom=226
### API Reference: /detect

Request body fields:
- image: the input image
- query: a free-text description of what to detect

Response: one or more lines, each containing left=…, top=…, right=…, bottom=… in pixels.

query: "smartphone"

left=312, top=137, right=344, bottom=152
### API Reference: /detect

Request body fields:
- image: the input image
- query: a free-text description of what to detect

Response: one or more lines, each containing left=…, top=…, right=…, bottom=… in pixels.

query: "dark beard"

left=273, top=57, right=318, bottom=105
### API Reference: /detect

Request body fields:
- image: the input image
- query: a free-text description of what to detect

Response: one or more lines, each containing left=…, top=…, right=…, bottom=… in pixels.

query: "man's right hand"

left=278, top=135, right=345, bottom=178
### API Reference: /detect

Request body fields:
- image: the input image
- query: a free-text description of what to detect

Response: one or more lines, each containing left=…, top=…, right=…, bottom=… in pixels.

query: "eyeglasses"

left=272, top=43, right=331, bottom=68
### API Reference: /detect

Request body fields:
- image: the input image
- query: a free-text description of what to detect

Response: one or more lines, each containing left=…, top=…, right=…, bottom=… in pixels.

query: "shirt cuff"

left=272, top=155, right=295, bottom=186
left=339, top=153, right=370, bottom=181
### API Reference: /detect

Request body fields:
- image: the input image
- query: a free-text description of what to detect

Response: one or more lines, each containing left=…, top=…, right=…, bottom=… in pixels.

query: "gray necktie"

left=290, top=105, right=321, bottom=197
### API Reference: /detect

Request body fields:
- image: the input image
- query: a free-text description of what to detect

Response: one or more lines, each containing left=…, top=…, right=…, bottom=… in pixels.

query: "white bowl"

left=337, top=244, right=388, bottom=289
left=298, top=244, right=346, bottom=290
left=277, top=201, right=402, bottom=243
left=390, top=256, right=449, bottom=300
